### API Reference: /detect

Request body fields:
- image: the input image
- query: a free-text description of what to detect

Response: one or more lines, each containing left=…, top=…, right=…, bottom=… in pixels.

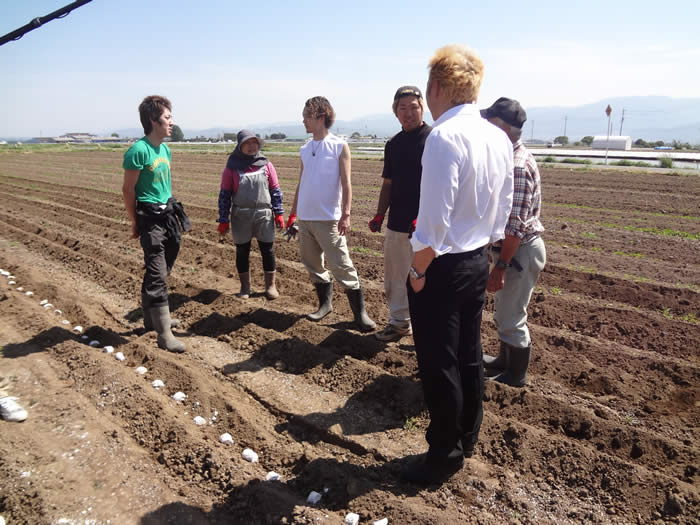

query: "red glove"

left=286, top=214, right=297, bottom=229
left=275, top=214, right=285, bottom=229
left=408, top=219, right=416, bottom=239
left=217, top=222, right=229, bottom=235
left=368, top=214, right=384, bottom=233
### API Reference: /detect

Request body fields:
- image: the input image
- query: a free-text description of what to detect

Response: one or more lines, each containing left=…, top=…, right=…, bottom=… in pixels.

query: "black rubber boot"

left=493, top=344, right=530, bottom=387
left=142, top=294, right=180, bottom=332
left=483, top=340, right=508, bottom=375
left=151, top=303, right=185, bottom=353
left=345, top=288, right=376, bottom=332
left=307, top=282, right=333, bottom=321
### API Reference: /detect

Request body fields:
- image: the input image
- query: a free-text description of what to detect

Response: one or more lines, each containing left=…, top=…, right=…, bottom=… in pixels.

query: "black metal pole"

left=0, top=0, right=93, bottom=47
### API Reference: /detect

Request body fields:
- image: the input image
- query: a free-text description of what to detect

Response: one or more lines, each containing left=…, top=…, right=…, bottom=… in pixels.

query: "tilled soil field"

left=0, top=149, right=698, bottom=525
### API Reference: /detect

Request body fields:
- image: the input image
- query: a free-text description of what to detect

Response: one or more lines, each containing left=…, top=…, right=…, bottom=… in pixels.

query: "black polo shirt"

left=382, top=122, right=432, bottom=233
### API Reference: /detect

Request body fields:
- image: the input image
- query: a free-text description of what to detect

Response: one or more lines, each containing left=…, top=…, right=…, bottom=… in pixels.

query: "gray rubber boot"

left=493, top=344, right=530, bottom=387
left=483, top=340, right=508, bottom=374
left=151, top=303, right=185, bottom=353
left=142, top=294, right=180, bottom=331
left=264, top=271, right=279, bottom=300
left=238, top=272, right=251, bottom=298
left=307, top=282, right=333, bottom=321
left=345, top=288, right=377, bottom=332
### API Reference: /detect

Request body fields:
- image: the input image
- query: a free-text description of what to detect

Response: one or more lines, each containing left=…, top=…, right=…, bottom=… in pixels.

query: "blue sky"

left=1, top=0, right=698, bottom=137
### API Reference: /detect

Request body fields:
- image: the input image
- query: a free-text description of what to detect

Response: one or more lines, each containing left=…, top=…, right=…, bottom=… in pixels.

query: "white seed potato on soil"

left=219, top=433, right=234, bottom=445
left=8, top=276, right=15, bottom=280
left=241, top=448, right=258, bottom=463
left=43, top=303, right=53, bottom=309
left=88, top=340, right=100, bottom=347
left=61, top=320, right=70, bottom=325
left=73, top=326, right=83, bottom=334
left=193, top=416, right=206, bottom=426
left=171, top=391, right=186, bottom=402
left=16, top=287, right=23, bottom=291
left=40, top=299, right=48, bottom=305
left=306, top=491, right=322, bottom=505
left=114, top=352, right=125, bottom=361
left=80, top=335, right=89, bottom=341
left=135, top=366, right=147, bottom=375
left=344, top=513, right=360, bottom=525
left=8, top=281, right=15, bottom=285
left=25, top=291, right=33, bottom=296
left=265, top=471, right=281, bottom=481
left=54, top=309, right=62, bottom=314
left=103, top=346, right=114, bottom=354
left=151, top=380, right=165, bottom=389
left=373, top=519, right=388, bottom=525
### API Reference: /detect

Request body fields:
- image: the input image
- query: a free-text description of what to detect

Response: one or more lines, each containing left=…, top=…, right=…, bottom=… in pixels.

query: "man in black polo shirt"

left=369, top=86, right=432, bottom=342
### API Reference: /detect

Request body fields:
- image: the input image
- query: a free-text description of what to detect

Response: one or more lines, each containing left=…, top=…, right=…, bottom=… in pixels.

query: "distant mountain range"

left=5, top=96, right=697, bottom=144
left=172, top=96, right=698, bottom=144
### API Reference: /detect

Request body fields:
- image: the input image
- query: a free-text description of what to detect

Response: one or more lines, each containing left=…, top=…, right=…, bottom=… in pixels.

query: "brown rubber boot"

left=238, top=272, right=251, bottom=298
left=150, top=303, right=185, bottom=353
left=264, top=271, right=279, bottom=300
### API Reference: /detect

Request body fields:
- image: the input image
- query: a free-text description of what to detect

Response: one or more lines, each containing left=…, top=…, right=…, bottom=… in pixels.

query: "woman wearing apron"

left=217, top=130, right=284, bottom=299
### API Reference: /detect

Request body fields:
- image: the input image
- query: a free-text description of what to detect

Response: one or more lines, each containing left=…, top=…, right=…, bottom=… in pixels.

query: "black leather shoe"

left=400, top=454, right=464, bottom=485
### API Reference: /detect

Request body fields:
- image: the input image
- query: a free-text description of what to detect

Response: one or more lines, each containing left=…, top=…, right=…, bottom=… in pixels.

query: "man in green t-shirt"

left=122, top=95, right=185, bottom=353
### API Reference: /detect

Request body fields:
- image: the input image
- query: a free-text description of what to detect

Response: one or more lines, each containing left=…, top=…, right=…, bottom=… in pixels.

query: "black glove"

left=284, top=223, right=299, bottom=241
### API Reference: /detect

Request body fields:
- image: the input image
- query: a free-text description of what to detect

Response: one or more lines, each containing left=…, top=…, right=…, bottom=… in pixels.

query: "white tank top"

left=297, top=133, right=345, bottom=221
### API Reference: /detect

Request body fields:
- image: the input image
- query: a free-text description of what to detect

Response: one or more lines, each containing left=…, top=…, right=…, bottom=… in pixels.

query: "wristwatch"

left=495, top=259, right=508, bottom=270
left=409, top=265, right=425, bottom=280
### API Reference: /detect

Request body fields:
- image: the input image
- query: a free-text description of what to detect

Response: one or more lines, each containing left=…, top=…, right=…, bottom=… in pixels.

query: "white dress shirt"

left=410, top=103, right=514, bottom=256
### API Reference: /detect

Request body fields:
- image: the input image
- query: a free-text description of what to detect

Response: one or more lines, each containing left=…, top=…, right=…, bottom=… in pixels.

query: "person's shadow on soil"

left=123, top=289, right=223, bottom=327
left=1, top=325, right=130, bottom=358
left=139, top=455, right=430, bottom=524
left=273, top=373, right=425, bottom=439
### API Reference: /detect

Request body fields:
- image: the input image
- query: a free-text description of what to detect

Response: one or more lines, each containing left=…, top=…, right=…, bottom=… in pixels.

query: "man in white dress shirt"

left=403, top=45, right=514, bottom=484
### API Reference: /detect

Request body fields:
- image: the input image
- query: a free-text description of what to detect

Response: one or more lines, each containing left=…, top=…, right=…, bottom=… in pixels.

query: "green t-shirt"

left=122, top=137, right=173, bottom=204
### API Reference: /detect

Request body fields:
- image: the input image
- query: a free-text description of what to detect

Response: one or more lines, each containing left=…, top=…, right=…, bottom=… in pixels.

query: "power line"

left=0, top=0, right=93, bottom=47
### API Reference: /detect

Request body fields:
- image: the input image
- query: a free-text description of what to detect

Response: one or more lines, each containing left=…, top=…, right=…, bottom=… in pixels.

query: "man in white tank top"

left=287, top=96, right=376, bottom=332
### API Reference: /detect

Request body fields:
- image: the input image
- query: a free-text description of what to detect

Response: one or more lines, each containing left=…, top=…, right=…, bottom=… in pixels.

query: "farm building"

left=591, top=135, right=631, bottom=150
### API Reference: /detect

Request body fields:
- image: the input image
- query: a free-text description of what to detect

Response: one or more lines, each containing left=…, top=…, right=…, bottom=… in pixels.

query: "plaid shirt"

left=504, top=140, right=544, bottom=243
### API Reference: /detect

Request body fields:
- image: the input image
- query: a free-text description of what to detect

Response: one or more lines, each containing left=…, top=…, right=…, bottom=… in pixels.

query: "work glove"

left=217, top=222, right=230, bottom=235
left=408, top=219, right=416, bottom=239
left=285, top=214, right=298, bottom=241
left=274, top=214, right=285, bottom=229
left=368, top=214, right=384, bottom=233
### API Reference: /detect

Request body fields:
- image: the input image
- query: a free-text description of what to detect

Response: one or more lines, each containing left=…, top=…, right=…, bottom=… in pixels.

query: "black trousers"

left=235, top=240, right=275, bottom=273
left=407, top=247, right=488, bottom=462
left=139, top=219, right=181, bottom=308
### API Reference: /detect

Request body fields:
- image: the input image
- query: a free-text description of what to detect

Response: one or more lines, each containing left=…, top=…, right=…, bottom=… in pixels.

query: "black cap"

left=480, top=97, right=527, bottom=129
left=393, top=85, right=422, bottom=101
left=237, top=129, right=264, bottom=149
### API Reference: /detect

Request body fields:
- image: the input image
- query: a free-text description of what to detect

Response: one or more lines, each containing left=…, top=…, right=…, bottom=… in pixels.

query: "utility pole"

left=563, top=115, right=568, bottom=138
left=605, top=105, right=612, bottom=165
left=619, top=108, right=625, bottom=135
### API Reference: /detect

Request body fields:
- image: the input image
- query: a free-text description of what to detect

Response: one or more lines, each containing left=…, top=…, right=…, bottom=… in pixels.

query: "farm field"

left=0, top=148, right=698, bottom=524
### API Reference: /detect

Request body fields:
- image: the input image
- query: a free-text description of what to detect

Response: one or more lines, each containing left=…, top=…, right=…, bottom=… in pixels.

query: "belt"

left=443, top=246, right=485, bottom=260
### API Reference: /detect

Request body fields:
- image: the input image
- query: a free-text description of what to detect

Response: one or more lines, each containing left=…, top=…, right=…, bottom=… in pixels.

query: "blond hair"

left=428, top=45, right=484, bottom=105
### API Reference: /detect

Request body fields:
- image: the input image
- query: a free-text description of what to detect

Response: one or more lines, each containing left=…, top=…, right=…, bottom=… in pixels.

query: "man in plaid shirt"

left=480, top=97, right=546, bottom=387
